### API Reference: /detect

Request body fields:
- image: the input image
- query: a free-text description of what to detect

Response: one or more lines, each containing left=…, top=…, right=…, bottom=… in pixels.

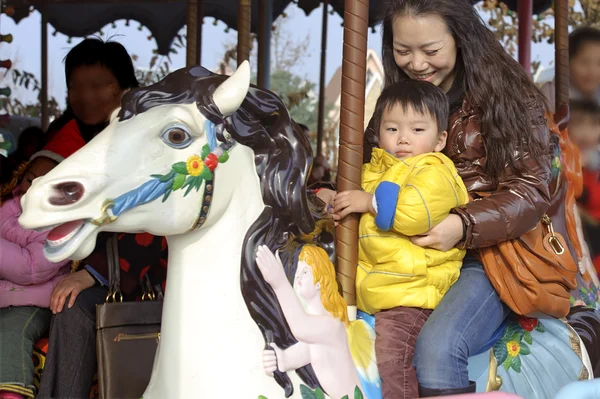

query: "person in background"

left=36, top=38, right=168, bottom=399
left=0, top=153, right=69, bottom=399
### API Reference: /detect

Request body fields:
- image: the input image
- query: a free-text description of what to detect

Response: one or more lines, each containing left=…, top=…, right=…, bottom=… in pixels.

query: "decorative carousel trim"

left=561, top=318, right=590, bottom=380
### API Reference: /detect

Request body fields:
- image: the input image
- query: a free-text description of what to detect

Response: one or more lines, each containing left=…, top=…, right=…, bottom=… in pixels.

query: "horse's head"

left=19, top=62, right=251, bottom=262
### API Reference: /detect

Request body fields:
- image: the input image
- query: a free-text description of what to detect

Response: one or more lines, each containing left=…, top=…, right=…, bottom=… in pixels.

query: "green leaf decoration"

left=300, top=384, right=317, bottom=399
left=535, top=322, right=546, bottom=333
left=201, top=144, right=210, bottom=159
left=200, top=167, right=213, bottom=181
left=503, top=355, right=513, bottom=371
left=218, top=151, right=229, bottom=163
left=493, top=340, right=508, bottom=365
left=258, top=396, right=268, bottom=399
left=184, top=179, right=199, bottom=196
left=511, top=355, right=522, bottom=372
left=523, top=330, right=533, bottom=345
left=156, top=170, right=176, bottom=183
left=181, top=176, right=195, bottom=190
left=519, top=343, right=531, bottom=355
left=315, top=388, right=326, bottom=399
left=354, top=386, right=364, bottom=399
left=172, top=162, right=188, bottom=175
left=341, top=397, right=349, bottom=399
left=510, top=329, right=524, bottom=342
left=503, top=324, right=516, bottom=339
left=162, top=189, right=172, bottom=202
left=172, top=174, right=186, bottom=191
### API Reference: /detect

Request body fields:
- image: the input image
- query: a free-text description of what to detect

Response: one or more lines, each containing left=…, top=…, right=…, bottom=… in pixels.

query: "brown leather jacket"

left=364, top=95, right=554, bottom=250
left=445, top=96, right=553, bottom=249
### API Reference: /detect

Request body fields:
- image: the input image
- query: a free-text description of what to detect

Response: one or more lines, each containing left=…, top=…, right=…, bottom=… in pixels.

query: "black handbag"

left=96, top=233, right=163, bottom=399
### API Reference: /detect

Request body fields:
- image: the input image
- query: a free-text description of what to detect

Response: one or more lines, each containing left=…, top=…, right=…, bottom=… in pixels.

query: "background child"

left=0, top=154, right=69, bottom=399
left=570, top=99, right=600, bottom=276
left=326, top=79, right=469, bottom=398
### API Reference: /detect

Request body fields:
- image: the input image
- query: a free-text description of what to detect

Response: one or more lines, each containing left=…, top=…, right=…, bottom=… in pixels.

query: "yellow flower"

left=186, top=155, right=204, bottom=176
left=506, top=340, right=520, bottom=357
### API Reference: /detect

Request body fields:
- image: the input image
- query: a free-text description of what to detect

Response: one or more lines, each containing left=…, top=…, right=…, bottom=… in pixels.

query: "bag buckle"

left=542, top=215, right=565, bottom=255
left=105, top=290, right=123, bottom=303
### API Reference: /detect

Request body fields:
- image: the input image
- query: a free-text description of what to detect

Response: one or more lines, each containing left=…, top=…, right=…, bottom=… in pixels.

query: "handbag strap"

left=105, top=233, right=123, bottom=303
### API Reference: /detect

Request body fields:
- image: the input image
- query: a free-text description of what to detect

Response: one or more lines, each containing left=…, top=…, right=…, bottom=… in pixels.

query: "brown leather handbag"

left=479, top=210, right=578, bottom=318
left=96, top=233, right=163, bottom=399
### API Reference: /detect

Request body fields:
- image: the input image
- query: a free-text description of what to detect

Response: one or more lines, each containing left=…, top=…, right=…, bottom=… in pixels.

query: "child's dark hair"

left=372, top=79, right=449, bottom=135
left=64, top=38, right=139, bottom=90
left=570, top=99, right=600, bottom=123
left=570, top=27, right=600, bottom=59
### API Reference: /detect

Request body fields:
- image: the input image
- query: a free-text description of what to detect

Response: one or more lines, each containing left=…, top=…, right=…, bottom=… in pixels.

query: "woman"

left=366, top=0, right=558, bottom=396
left=37, top=38, right=167, bottom=399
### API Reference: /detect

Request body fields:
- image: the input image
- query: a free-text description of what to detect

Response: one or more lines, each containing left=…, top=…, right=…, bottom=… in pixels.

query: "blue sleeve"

left=374, top=181, right=400, bottom=231
left=84, top=264, right=109, bottom=286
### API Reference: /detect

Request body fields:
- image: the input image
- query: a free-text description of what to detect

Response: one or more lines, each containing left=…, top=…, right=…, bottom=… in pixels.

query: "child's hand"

left=332, top=190, right=374, bottom=223
left=262, top=343, right=285, bottom=376
left=50, top=269, right=95, bottom=314
left=315, top=188, right=336, bottom=210
left=256, top=245, right=287, bottom=289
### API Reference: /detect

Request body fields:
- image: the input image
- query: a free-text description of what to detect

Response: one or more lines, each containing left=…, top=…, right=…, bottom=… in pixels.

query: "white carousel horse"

left=19, top=63, right=596, bottom=399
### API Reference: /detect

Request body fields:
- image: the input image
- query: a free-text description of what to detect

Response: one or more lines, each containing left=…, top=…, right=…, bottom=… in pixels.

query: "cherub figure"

left=256, top=244, right=372, bottom=399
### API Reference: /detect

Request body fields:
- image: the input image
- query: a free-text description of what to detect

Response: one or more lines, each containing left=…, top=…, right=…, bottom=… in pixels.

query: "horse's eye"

left=160, top=126, right=193, bottom=149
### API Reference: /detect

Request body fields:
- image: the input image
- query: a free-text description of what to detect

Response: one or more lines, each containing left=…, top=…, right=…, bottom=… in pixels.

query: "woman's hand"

left=50, top=269, right=95, bottom=314
left=410, top=214, right=465, bottom=251
left=256, top=245, right=288, bottom=289
left=332, top=190, right=374, bottom=223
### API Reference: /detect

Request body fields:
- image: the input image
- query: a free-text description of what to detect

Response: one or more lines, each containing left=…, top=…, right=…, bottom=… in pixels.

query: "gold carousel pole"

left=237, top=0, right=251, bottom=65
left=336, top=0, right=369, bottom=310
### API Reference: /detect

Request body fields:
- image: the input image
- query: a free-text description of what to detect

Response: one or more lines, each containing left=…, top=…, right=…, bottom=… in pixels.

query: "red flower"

left=205, top=153, right=218, bottom=171
left=119, top=258, right=130, bottom=272
left=517, top=316, right=538, bottom=331
left=135, top=233, right=154, bottom=247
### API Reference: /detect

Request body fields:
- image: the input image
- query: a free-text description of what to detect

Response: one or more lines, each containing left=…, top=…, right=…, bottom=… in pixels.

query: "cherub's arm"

left=256, top=246, right=341, bottom=344
left=276, top=342, right=311, bottom=371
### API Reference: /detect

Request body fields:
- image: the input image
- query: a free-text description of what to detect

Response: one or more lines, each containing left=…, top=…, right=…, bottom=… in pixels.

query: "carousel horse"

left=17, top=63, right=599, bottom=398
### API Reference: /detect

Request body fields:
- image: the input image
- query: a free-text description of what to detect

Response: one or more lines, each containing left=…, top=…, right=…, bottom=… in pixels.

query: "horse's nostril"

left=50, top=182, right=85, bottom=206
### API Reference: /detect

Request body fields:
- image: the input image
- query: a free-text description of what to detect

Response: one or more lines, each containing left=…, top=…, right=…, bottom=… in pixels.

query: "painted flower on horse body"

left=151, top=143, right=230, bottom=201
left=494, top=316, right=546, bottom=373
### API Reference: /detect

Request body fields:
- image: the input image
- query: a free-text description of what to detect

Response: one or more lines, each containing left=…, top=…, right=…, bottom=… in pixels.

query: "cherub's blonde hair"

left=298, top=245, right=349, bottom=326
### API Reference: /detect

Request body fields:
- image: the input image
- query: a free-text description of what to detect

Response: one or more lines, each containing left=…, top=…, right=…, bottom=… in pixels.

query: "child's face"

left=20, top=157, right=58, bottom=195
left=569, top=113, right=600, bottom=151
left=378, top=104, right=447, bottom=160
left=570, top=42, right=600, bottom=97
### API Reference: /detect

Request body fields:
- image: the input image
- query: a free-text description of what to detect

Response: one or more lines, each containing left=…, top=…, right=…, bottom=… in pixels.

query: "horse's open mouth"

left=44, top=219, right=96, bottom=262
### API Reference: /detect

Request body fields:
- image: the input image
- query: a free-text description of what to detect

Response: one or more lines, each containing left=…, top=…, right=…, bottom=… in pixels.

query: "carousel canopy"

left=4, top=0, right=384, bottom=56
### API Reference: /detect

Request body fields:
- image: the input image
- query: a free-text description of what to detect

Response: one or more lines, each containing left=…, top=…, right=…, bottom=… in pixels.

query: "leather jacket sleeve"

left=452, top=118, right=553, bottom=249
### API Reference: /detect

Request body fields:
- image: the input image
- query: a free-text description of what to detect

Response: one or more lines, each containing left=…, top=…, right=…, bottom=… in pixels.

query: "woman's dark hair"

left=372, top=79, right=449, bottom=134
left=379, top=0, right=548, bottom=179
left=64, top=38, right=139, bottom=90
left=569, top=26, right=600, bottom=59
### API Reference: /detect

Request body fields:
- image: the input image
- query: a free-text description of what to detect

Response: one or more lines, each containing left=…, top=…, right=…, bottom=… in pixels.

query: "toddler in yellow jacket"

left=321, top=79, right=469, bottom=398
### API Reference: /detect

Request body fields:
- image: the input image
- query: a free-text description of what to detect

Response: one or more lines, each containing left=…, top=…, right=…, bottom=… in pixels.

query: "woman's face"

left=570, top=42, right=600, bottom=98
left=392, top=13, right=458, bottom=93
left=68, top=64, right=123, bottom=126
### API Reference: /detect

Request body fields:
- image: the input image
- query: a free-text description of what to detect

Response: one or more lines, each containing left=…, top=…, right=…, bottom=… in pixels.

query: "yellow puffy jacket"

left=356, top=149, right=469, bottom=315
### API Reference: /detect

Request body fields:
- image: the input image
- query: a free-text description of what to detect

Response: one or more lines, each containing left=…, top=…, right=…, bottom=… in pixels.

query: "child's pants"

left=0, top=306, right=51, bottom=398
left=375, top=306, right=432, bottom=399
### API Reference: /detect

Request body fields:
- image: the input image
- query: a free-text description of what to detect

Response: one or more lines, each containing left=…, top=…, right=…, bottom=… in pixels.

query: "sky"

left=0, top=3, right=556, bottom=110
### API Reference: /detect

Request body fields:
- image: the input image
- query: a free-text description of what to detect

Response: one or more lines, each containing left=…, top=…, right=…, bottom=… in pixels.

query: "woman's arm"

left=453, top=124, right=552, bottom=249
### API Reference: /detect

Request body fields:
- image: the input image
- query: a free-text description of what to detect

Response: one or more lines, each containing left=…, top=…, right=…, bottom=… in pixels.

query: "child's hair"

left=65, top=38, right=139, bottom=91
left=379, top=0, right=548, bottom=179
left=298, top=245, right=349, bottom=326
left=570, top=99, right=600, bottom=127
left=372, top=79, right=449, bottom=135
left=569, top=27, right=600, bottom=59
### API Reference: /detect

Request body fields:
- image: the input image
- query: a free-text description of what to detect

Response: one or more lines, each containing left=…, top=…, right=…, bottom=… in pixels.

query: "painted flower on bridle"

left=151, top=143, right=230, bottom=201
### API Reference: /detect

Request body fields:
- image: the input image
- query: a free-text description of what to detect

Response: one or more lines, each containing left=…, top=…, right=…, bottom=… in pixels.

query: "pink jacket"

left=0, top=189, right=69, bottom=308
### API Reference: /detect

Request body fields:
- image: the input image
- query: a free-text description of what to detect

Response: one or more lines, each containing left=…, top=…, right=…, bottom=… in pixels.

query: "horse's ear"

left=212, top=60, right=250, bottom=117
left=110, top=107, right=121, bottom=123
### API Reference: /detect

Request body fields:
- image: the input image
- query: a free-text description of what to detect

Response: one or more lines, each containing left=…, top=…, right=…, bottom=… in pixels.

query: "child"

left=324, top=79, right=469, bottom=398
left=0, top=154, right=69, bottom=399
left=570, top=99, right=600, bottom=276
